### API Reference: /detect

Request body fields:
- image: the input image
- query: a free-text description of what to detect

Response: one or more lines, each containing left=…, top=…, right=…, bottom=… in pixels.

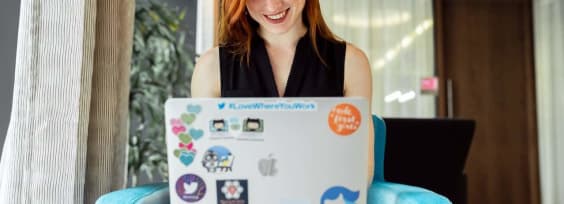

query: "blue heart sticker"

left=186, top=104, right=202, bottom=114
left=179, top=151, right=195, bottom=166
left=190, top=128, right=204, bottom=140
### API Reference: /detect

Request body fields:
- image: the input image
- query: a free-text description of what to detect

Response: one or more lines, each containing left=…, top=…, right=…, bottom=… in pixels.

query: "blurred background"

left=1, top=0, right=562, bottom=203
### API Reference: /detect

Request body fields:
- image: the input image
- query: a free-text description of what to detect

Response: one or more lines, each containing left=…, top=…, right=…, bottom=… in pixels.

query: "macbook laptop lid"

left=165, top=98, right=370, bottom=204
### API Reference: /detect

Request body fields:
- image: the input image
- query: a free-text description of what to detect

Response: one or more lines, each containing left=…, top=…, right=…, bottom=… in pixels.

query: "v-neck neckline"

left=254, top=33, right=311, bottom=97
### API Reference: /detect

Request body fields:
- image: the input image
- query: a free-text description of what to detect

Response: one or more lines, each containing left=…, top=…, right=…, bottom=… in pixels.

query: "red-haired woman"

left=191, top=0, right=374, bottom=183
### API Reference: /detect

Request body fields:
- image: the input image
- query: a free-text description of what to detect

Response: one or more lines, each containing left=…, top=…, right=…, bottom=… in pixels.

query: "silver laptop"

left=165, top=98, right=369, bottom=204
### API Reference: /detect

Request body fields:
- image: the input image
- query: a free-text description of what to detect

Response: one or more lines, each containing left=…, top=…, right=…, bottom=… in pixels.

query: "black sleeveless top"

left=219, top=33, right=346, bottom=97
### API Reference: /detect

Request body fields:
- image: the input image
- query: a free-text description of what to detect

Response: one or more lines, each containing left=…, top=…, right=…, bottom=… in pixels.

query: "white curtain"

left=320, top=0, right=435, bottom=117
left=534, top=0, right=564, bottom=203
left=0, top=0, right=134, bottom=203
left=196, top=0, right=216, bottom=56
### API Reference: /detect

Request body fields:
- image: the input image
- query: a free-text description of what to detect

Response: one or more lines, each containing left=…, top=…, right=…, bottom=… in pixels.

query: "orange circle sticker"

left=328, top=103, right=362, bottom=136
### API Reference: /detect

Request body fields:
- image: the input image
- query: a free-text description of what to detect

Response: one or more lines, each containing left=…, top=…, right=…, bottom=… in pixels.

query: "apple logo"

left=258, top=154, right=278, bottom=176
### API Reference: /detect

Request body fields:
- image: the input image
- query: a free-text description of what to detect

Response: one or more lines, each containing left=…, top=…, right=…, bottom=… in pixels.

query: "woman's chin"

left=261, top=26, right=292, bottom=35
left=259, top=21, right=305, bottom=36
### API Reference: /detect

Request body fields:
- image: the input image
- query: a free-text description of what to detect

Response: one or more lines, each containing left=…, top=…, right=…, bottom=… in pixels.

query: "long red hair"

left=218, top=0, right=341, bottom=65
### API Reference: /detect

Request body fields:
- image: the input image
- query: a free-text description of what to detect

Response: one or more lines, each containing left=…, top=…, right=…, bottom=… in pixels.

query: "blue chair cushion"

left=368, top=181, right=451, bottom=204
left=96, top=183, right=169, bottom=204
left=97, top=181, right=451, bottom=204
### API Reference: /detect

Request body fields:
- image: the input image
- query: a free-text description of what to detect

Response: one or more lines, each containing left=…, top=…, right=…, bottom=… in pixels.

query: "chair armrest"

left=95, top=183, right=169, bottom=204
left=96, top=181, right=450, bottom=204
left=368, top=181, right=451, bottom=204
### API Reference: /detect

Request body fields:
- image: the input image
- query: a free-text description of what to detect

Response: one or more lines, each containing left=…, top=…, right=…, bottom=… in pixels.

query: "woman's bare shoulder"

left=196, top=47, right=220, bottom=70
left=344, top=43, right=372, bottom=98
left=345, top=43, right=370, bottom=66
left=191, top=47, right=221, bottom=97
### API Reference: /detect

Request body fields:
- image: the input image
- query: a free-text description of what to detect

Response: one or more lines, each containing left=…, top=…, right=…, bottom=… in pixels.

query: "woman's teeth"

left=266, top=10, right=286, bottom=20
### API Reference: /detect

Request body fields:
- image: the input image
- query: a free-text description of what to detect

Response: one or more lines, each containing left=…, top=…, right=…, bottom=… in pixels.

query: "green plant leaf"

left=179, top=9, right=186, bottom=20
left=129, top=0, right=194, bottom=186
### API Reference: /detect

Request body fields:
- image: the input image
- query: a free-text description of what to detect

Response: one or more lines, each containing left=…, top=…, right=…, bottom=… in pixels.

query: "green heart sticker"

left=173, top=149, right=184, bottom=158
left=181, top=113, right=196, bottom=125
left=178, top=133, right=192, bottom=144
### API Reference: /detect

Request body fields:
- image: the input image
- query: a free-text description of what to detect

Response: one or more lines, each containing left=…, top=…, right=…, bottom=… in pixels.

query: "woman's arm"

left=191, top=47, right=221, bottom=97
left=344, top=43, right=375, bottom=184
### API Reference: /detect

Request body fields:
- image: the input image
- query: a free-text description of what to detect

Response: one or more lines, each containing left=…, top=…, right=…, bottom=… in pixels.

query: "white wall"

left=320, top=0, right=436, bottom=117
left=534, top=0, right=564, bottom=203
left=196, top=0, right=216, bottom=55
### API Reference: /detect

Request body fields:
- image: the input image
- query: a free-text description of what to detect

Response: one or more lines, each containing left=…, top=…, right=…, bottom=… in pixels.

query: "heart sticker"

left=189, top=128, right=204, bottom=140
left=181, top=113, right=196, bottom=125
left=186, top=105, right=202, bottom=114
left=179, top=151, right=195, bottom=166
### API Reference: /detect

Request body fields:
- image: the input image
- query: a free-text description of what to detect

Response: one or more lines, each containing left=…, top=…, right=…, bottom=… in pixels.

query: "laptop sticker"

left=171, top=118, right=186, bottom=135
left=242, top=118, right=264, bottom=132
left=175, top=174, right=207, bottom=202
left=170, top=104, right=205, bottom=167
left=258, top=154, right=278, bottom=177
left=217, top=102, right=227, bottom=110
left=328, top=103, right=361, bottom=136
left=202, top=146, right=234, bottom=173
left=233, top=117, right=265, bottom=141
left=208, top=117, right=264, bottom=141
left=229, top=117, right=241, bottom=131
left=172, top=125, right=187, bottom=135
left=186, top=104, right=202, bottom=114
left=178, top=151, right=196, bottom=166
left=210, top=119, right=229, bottom=132
left=178, top=142, right=193, bottom=151
left=181, top=113, right=197, bottom=125
left=209, top=117, right=240, bottom=140
left=190, top=128, right=204, bottom=140
left=171, top=120, right=196, bottom=166
left=320, top=186, right=360, bottom=204
left=216, top=180, right=249, bottom=204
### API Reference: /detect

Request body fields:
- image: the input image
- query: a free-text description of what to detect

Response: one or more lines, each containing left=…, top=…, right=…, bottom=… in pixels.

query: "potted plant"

left=128, top=0, right=194, bottom=186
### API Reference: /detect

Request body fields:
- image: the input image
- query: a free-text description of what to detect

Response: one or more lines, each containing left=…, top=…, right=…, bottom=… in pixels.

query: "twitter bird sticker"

left=175, top=174, right=206, bottom=202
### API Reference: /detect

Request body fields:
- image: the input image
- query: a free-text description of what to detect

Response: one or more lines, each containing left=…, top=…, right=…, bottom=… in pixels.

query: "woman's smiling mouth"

left=264, top=8, right=290, bottom=23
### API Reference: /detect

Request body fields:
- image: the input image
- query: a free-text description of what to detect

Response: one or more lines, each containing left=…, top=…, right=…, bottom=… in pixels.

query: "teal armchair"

left=367, top=115, right=451, bottom=203
left=97, top=115, right=450, bottom=204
